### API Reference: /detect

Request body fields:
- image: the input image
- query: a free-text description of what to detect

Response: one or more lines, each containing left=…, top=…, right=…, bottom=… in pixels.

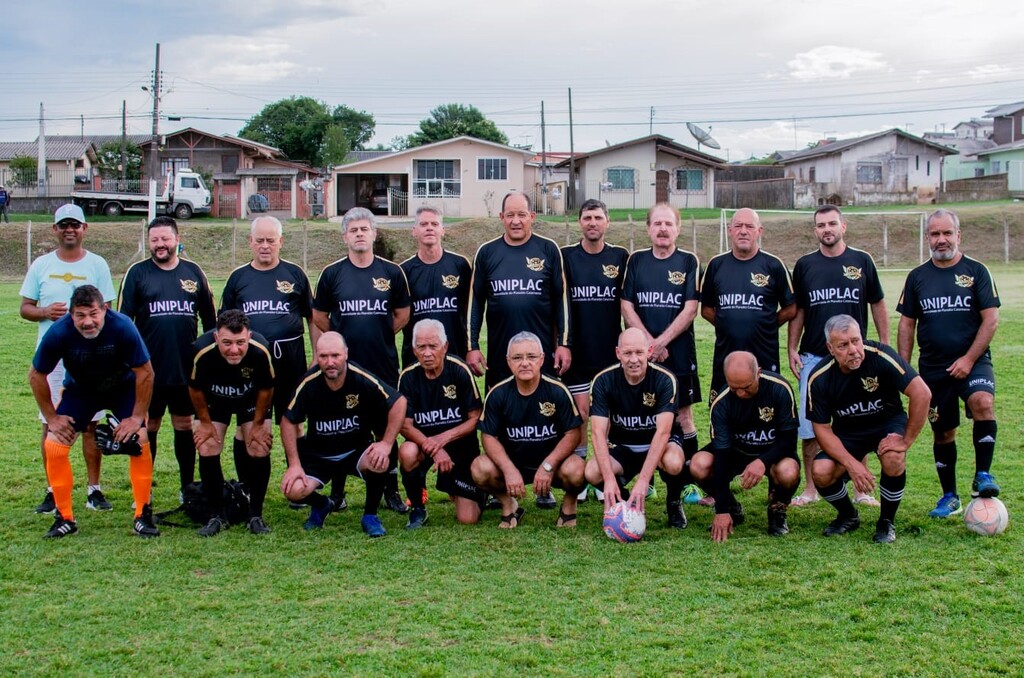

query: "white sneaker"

left=593, top=486, right=604, bottom=501
left=577, top=487, right=589, bottom=502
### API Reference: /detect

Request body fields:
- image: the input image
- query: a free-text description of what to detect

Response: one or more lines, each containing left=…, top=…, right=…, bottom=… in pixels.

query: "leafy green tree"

left=406, top=104, right=508, bottom=147
left=320, top=124, right=352, bottom=166
left=330, top=105, right=375, bottom=149
left=95, top=140, right=143, bottom=180
left=9, top=155, right=37, bottom=188
left=239, top=97, right=375, bottom=165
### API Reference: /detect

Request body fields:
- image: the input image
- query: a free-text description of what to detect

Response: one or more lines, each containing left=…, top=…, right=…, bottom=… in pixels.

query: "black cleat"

left=767, top=502, right=789, bottom=537
left=329, top=493, right=349, bottom=512
left=823, top=513, right=861, bottom=537
left=247, top=516, right=271, bottom=534
left=43, top=513, right=78, bottom=539
left=35, top=490, right=56, bottom=514
left=384, top=491, right=410, bottom=514
left=406, top=507, right=428, bottom=530
left=85, top=489, right=113, bottom=511
left=535, top=491, right=557, bottom=509
left=198, top=516, right=228, bottom=537
left=730, top=501, right=746, bottom=527
left=133, top=504, right=161, bottom=538
left=667, top=500, right=688, bottom=529
left=872, top=518, right=896, bottom=543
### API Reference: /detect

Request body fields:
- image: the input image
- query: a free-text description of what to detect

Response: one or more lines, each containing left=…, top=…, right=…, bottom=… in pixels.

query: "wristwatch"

left=541, top=461, right=554, bottom=473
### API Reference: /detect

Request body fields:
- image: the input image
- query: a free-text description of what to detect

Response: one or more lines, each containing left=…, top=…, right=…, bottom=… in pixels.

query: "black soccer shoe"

left=822, top=512, right=861, bottom=537
left=198, top=516, right=228, bottom=537
left=667, top=500, right=688, bottom=529
left=767, top=502, right=789, bottom=537
left=535, top=491, right=557, bottom=509
left=872, top=518, right=896, bottom=544
left=44, top=513, right=78, bottom=539
left=384, top=491, right=410, bottom=514
left=406, top=507, right=428, bottom=530
left=729, top=501, right=746, bottom=527
left=133, top=504, right=161, bottom=538
left=329, top=492, right=349, bottom=512
left=247, top=516, right=271, bottom=535
left=34, top=490, right=56, bottom=514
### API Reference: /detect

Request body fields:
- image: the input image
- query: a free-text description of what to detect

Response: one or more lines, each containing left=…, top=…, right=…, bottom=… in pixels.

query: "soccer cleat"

left=361, top=514, right=387, bottom=538
left=133, top=504, right=161, bottom=538
left=577, top=486, right=589, bottom=502
left=43, top=513, right=78, bottom=539
left=384, top=491, right=410, bottom=514
left=197, top=516, right=228, bottom=537
left=593, top=486, right=604, bottom=502
left=34, top=490, right=56, bottom=514
left=972, top=472, right=1000, bottom=499
left=645, top=483, right=657, bottom=499
left=823, top=513, right=861, bottom=537
left=872, top=518, right=896, bottom=543
left=535, top=491, right=557, bottom=509
left=729, top=501, right=746, bottom=527
left=247, top=516, right=271, bottom=534
left=767, top=502, right=789, bottom=537
left=86, top=489, right=113, bottom=511
left=304, top=498, right=335, bottom=530
left=667, top=500, right=688, bottom=529
left=928, top=492, right=963, bottom=518
left=681, top=484, right=704, bottom=505
left=406, top=507, right=428, bottom=530
left=329, top=493, right=349, bottom=512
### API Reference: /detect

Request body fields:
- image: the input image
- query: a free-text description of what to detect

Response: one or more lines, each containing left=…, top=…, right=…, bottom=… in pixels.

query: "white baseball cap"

left=54, top=204, right=87, bottom=224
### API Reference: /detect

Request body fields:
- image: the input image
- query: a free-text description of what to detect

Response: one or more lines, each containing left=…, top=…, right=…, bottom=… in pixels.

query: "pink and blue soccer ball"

left=603, top=501, right=647, bottom=543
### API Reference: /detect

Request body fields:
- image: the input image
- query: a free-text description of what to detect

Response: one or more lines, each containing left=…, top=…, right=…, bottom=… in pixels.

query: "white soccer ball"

left=963, top=497, right=1009, bottom=536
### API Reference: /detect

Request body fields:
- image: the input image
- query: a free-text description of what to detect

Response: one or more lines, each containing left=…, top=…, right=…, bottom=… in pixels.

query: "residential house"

left=975, top=141, right=1024, bottom=197
left=953, top=118, right=993, bottom=140
left=0, top=137, right=99, bottom=196
left=527, top=151, right=571, bottom=216
left=985, top=102, right=1024, bottom=145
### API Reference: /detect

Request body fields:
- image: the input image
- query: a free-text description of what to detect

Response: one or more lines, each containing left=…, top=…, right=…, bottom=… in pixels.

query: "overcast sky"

left=3, top=0, right=1023, bottom=161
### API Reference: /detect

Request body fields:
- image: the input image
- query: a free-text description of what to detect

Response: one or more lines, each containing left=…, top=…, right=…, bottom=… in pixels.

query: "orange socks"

left=129, top=443, right=154, bottom=518
left=44, top=439, right=74, bottom=520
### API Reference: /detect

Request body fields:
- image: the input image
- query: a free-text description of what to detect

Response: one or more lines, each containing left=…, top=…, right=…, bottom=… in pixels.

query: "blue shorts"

left=57, top=383, right=136, bottom=432
left=797, top=353, right=825, bottom=440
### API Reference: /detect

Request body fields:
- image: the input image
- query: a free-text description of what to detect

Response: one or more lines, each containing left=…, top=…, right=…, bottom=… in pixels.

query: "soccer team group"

left=21, top=193, right=1001, bottom=543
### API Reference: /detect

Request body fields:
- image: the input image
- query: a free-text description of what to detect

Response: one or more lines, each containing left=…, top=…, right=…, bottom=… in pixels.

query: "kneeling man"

left=690, top=351, right=800, bottom=542
left=472, top=331, right=584, bottom=528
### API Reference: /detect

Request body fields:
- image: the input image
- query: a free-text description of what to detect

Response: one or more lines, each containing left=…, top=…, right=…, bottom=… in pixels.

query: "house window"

left=992, top=161, right=1001, bottom=173
left=915, top=155, right=920, bottom=171
left=975, top=168, right=986, bottom=178
left=413, top=159, right=461, bottom=197
left=926, top=160, right=931, bottom=176
left=222, top=154, right=239, bottom=173
left=674, top=168, right=704, bottom=191
left=478, top=158, right=507, bottom=181
left=606, top=167, right=635, bottom=190
left=856, top=163, right=882, bottom=184
left=160, top=157, right=189, bottom=177
left=808, top=166, right=816, bottom=183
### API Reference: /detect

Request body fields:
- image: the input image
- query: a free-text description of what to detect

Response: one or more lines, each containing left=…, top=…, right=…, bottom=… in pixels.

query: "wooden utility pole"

left=540, top=100, right=547, bottom=215
left=568, top=88, right=575, bottom=211
left=147, top=43, right=161, bottom=221
left=120, top=100, right=127, bottom=184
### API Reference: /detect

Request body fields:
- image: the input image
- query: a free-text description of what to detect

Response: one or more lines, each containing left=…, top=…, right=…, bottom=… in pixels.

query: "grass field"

left=1, top=261, right=1022, bottom=675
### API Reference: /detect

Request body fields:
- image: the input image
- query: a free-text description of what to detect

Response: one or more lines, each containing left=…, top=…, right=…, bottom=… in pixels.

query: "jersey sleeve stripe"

left=349, top=363, right=394, bottom=398
left=287, top=369, right=322, bottom=411
left=649, top=363, right=679, bottom=401
left=805, top=359, right=834, bottom=411
left=191, top=342, right=219, bottom=380
left=542, top=374, right=580, bottom=415
left=249, top=339, right=276, bottom=379
left=864, top=345, right=906, bottom=374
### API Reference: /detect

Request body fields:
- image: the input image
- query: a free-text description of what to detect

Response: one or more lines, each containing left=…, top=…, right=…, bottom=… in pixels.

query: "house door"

left=656, top=170, right=670, bottom=203
left=256, top=176, right=292, bottom=211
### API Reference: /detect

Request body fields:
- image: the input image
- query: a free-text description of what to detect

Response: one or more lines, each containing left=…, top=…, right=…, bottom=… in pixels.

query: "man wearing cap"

left=20, top=204, right=117, bottom=514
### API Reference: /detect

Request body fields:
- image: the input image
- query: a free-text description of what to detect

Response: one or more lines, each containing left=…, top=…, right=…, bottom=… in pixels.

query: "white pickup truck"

left=71, top=169, right=212, bottom=219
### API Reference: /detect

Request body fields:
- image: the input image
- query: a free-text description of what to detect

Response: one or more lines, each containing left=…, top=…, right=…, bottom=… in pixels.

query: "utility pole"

left=650, top=106, right=654, bottom=135
left=120, top=100, right=127, bottom=184
left=146, top=43, right=162, bottom=221
left=568, top=87, right=575, bottom=211
left=540, top=100, right=547, bottom=216
left=80, top=114, right=84, bottom=141
left=37, top=103, right=47, bottom=197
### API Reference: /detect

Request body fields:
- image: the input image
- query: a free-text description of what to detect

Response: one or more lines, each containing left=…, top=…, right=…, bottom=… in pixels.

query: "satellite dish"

left=687, top=122, right=721, bottom=150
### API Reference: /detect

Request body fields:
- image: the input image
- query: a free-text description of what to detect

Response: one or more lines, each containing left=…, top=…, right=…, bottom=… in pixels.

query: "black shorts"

left=510, top=458, right=571, bottom=488
left=717, top=449, right=800, bottom=480
left=814, top=417, right=908, bottom=463
left=207, top=396, right=269, bottom=426
left=57, top=384, right=135, bottom=432
left=563, top=364, right=602, bottom=396
left=419, top=447, right=487, bottom=503
left=148, top=384, right=194, bottom=419
left=270, top=337, right=308, bottom=424
left=298, top=438, right=397, bottom=486
left=922, top=359, right=995, bottom=432
left=674, top=372, right=701, bottom=408
left=609, top=444, right=648, bottom=482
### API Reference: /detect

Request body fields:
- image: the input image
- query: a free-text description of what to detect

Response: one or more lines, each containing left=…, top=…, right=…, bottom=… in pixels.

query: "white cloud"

left=967, top=64, right=1010, bottom=79
left=787, top=45, right=890, bottom=80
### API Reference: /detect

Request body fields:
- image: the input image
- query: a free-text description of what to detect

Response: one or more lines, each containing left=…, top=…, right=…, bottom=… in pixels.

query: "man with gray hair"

left=314, top=206, right=411, bottom=512
left=897, top=208, right=1002, bottom=518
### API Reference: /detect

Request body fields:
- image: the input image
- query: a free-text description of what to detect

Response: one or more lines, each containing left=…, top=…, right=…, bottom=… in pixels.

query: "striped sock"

left=879, top=471, right=906, bottom=523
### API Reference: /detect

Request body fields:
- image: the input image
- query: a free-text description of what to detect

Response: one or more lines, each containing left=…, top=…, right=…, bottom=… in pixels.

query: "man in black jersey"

left=897, top=208, right=1002, bottom=518
left=787, top=206, right=888, bottom=508
left=472, top=332, right=584, bottom=528
left=313, top=206, right=411, bottom=513
left=562, top=199, right=628, bottom=502
left=584, top=328, right=688, bottom=527
left=400, top=206, right=472, bottom=364
left=690, top=351, right=800, bottom=542
left=467, top=193, right=570, bottom=392
left=398, top=319, right=486, bottom=528
left=280, top=332, right=407, bottom=538
left=808, top=314, right=930, bottom=543
left=119, top=216, right=216, bottom=494
left=189, top=310, right=275, bottom=536
left=701, top=207, right=796, bottom=404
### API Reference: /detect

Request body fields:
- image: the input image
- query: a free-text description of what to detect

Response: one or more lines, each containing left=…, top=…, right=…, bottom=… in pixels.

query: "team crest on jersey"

left=372, top=278, right=391, bottom=292
left=861, top=376, right=879, bottom=393
left=442, top=385, right=457, bottom=400
left=539, top=401, right=556, bottom=417
left=954, top=274, right=974, bottom=288
left=179, top=279, right=198, bottom=293
left=759, top=407, right=774, bottom=422
left=842, top=266, right=862, bottom=281
left=276, top=280, right=295, bottom=294
left=346, top=394, right=359, bottom=409
left=602, top=264, right=620, bottom=279
left=526, top=257, right=545, bottom=272
left=667, top=271, right=687, bottom=285
left=240, top=368, right=253, bottom=379
left=441, top=275, right=460, bottom=289
left=750, top=273, right=770, bottom=288
left=928, top=406, right=939, bottom=423
left=642, top=392, right=656, bottom=407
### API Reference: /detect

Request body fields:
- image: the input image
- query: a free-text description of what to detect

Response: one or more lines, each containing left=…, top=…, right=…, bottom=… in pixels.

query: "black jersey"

left=190, top=330, right=275, bottom=403
left=285, top=363, right=400, bottom=460
left=478, top=375, right=582, bottom=468
left=118, top=258, right=216, bottom=386
left=621, top=247, right=702, bottom=377
left=399, top=250, right=472, bottom=364
left=589, top=363, right=678, bottom=448
left=896, top=256, right=1000, bottom=374
left=792, top=247, right=884, bottom=356
left=701, top=250, right=794, bottom=379
left=807, top=341, right=917, bottom=441
left=709, top=371, right=797, bottom=461
left=561, top=241, right=629, bottom=377
left=221, top=260, right=313, bottom=343
left=314, top=255, right=410, bottom=387
left=398, top=355, right=481, bottom=457
left=468, top=234, right=569, bottom=385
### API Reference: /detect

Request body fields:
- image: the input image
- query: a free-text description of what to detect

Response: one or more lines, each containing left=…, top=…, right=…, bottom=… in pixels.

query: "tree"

left=320, top=124, right=352, bottom=166
left=331, top=105, right=375, bottom=149
left=239, top=97, right=376, bottom=166
left=406, top=104, right=508, bottom=147
left=10, top=155, right=37, bottom=188
left=95, top=140, right=143, bottom=180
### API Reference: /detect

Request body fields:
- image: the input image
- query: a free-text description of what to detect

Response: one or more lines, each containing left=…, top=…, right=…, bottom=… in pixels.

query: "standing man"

left=808, top=315, right=930, bottom=543
left=189, top=310, right=275, bottom=536
left=399, top=206, right=472, bottom=364
left=0, top=183, right=10, bottom=223
left=561, top=199, right=628, bottom=500
left=20, top=204, right=117, bottom=514
left=701, top=207, right=796, bottom=403
left=28, top=285, right=158, bottom=538
left=788, top=206, right=888, bottom=507
left=897, top=208, right=1001, bottom=518
left=119, top=216, right=217, bottom=495
left=221, top=216, right=318, bottom=507
left=314, top=206, right=411, bottom=513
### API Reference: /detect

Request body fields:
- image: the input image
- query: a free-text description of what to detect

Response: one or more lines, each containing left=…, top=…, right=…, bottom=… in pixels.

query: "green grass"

left=1, top=269, right=1023, bottom=675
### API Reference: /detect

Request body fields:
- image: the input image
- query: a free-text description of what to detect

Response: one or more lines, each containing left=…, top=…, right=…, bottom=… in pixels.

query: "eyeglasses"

left=509, top=353, right=542, bottom=363
left=57, top=221, right=84, bottom=230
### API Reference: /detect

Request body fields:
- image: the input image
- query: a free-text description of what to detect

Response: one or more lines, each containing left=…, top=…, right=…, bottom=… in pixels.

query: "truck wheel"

left=103, top=202, right=124, bottom=216
left=174, top=204, right=193, bottom=220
